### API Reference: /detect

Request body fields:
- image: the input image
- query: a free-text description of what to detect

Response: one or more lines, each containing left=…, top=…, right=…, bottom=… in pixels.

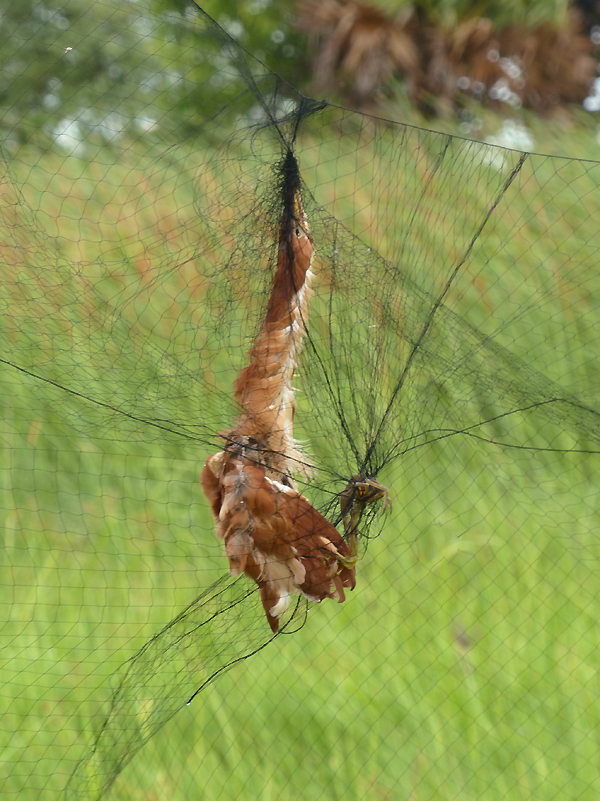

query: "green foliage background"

left=0, top=0, right=302, bottom=145
left=0, top=0, right=583, bottom=148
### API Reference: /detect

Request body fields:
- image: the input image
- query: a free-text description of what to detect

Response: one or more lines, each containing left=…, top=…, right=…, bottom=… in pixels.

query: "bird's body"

left=201, top=155, right=357, bottom=632
left=201, top=451, right=356, bottom=632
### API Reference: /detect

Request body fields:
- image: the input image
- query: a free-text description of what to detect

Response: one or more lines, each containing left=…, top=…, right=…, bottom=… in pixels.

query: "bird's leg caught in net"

left=339, top=475, right=392, bottom=567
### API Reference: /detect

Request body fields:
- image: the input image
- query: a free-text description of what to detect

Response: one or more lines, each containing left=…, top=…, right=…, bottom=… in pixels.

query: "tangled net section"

left=2, top=2, right=600, bottom=800
left=66, top=577, right=303, bottom=799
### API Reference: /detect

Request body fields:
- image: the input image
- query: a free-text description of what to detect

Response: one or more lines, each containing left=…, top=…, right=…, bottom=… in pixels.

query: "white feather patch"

left=269, top=591, right=291, bottom=619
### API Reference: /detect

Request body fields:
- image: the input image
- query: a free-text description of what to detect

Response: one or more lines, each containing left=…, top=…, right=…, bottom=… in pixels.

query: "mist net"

left=2, top=2, right=600, bottom=800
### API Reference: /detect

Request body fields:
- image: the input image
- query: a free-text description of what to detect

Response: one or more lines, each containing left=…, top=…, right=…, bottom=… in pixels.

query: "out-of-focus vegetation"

left=297, top=0, right=600, bottom=114
left=0, top=0, right=303, bottom=145
left=2, top=0, right=599, bottom=149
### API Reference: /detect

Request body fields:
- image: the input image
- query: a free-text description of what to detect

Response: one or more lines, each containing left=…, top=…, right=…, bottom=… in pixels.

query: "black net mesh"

left=2, top=2, right=600, bottom=800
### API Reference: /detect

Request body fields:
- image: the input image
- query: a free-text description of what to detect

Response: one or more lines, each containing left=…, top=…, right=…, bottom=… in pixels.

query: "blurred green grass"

left=2, top=117, right=600, bottom=801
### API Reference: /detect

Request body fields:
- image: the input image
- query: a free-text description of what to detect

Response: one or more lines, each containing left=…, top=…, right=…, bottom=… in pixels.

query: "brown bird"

left=201, top=155, right=358, bottom=633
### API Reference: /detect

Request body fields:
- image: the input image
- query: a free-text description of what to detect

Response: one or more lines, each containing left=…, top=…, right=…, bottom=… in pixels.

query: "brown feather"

left=202, top=446, right=356, bottom=632
left=231, top=190, right=314, bottom=482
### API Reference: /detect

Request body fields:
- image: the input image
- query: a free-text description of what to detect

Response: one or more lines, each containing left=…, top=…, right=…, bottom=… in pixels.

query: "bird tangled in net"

left=200, top=147, right=393, bottom=632
left=3, top=2, right=600, bottom=801
left=200, top=151, right=359, bottom=632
